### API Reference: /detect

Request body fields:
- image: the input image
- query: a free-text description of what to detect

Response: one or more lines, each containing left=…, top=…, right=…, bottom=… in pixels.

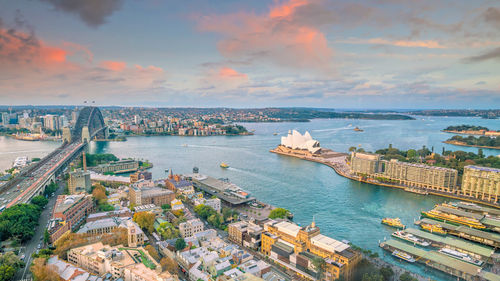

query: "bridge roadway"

left=0, top=141, right=85, bottom=208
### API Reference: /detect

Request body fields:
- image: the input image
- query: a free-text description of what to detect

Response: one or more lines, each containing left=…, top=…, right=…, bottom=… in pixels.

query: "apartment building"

left=67, top=242, right=176, bottom=281
left=350, top=152, right=381, bottom=175
left=228, top=221, right=263, bottom=250
left=129, top=185, right=175, bottom=206
left=52, top=194, right=94, bottom=231
left=179, top=219, right=204, bottom=238
left=194, top=197, right=222, bottom=213
left=130, top=170, right=152, bottom=183
left=462, top=166, right=500, bottom=202
left=350, top=152, right=458, bottom=191
left=261, top=220, right=360, bottom=281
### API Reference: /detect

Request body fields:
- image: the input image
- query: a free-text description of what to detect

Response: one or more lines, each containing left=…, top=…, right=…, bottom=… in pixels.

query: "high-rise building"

left=1, top=112, right=10, bottom=125
left=462, top=166, right=500, bottom=202
left=68, top=170, right=91, bottom=194
left=43, top=114, right=61, bottom=131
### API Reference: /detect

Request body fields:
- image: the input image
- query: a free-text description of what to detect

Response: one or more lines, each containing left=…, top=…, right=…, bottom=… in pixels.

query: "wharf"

left=380, top=239, right=494, bottom=281
left=403, top=228, right=494, bottom=260
left=455, top=202, right=500, bottom=217
left=435, top=205, right=485, bottom=220
left=416, top=218, right=500, bottom=248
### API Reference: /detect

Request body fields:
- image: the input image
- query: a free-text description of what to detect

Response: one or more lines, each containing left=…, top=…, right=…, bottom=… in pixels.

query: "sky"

left=0, top=0, right=499, bottom=109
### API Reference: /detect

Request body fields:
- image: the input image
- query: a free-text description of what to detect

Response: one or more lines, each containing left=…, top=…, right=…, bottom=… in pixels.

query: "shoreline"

left=270, top=147, right=500, bottom=209
left=443, top=140, right=500, bottom=150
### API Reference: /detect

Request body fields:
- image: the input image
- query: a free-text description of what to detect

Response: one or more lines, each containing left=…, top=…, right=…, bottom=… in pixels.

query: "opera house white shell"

left=281, top=130, right=321, bottom=154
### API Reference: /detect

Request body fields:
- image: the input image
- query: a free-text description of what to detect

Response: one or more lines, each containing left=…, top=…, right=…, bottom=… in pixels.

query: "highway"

left=0, top=142, right=83, bottom=208
left=14, top=180, right=64, bottom=281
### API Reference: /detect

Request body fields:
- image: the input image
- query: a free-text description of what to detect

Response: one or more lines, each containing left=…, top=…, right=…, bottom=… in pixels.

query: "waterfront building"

left=381, top=159, right=458, bottom=191
left=462, top=166, right=500, bottom=202
left=52, top=194, right=94, bottom=231
left=350, top=153, right=458, bottom=191
left=130, top=170, right=152, bottom=183
left=68, top=169, right=91, bottom=194
left=179, top=219, right=204, bottom=238
left=280, top=130, right=321, bottom=154
left=89, top=159, right=139, bottom=174
left=350, top=152, right=381, bottom=175
left=67, top=242, right=176, bottom=281
left=129, top=185, right=175, bottom=206
left=194, top=197, right=222, bottom=213
left=228, top=221, right=262, bottom=250
left=261, top=220, right=360, bottom=281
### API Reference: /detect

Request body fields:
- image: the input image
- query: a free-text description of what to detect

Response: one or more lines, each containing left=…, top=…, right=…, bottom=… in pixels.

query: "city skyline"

left=0, top=0, right=499, bottom=108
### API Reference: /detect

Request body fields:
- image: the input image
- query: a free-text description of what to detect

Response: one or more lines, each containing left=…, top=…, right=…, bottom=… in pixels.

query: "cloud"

left=100, top=60, right=126, bottom=71
left=40, top=0, right=124, bottom=27
left=218, top=67, right=247, bottom=79
left=483, top=7, right=500, bottom=27
left=339, top=38, right=445, bottom=49
left=463, top=47, right=500, bottom=63
left=197, top=0, right=334, bottom=74
left=0, top=20, right=167, bottom=103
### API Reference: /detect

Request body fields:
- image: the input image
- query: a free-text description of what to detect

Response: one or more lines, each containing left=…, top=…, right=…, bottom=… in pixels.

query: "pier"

left=380, top=239, right=490, bottom=281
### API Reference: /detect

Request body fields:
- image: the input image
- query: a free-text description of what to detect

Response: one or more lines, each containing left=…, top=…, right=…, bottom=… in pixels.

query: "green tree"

left=399, top=272, right=417, bottom=281
left=0, top=264, right=15, bottom=281
left=379, top=266, right=394, bottom=281
left=406, top=149, right=416, bottom=159
left=161, top=204, right=171, bottom=210
left=44, top=229, right=50, bottom=245
left=312, top=257, right=326, bottom=280
left=0, top=204, right=42, bottom=242
left=175, top=238, right=186, bottom=251
left=31, top=196, right=49, bottom=208
left=268, top=208, right=289, bottom=219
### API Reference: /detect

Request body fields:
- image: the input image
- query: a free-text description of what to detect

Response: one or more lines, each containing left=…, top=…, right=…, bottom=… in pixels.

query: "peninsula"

left=444, top=135, right=500, bottom=150
left=442, top=125, right=500, bottom=136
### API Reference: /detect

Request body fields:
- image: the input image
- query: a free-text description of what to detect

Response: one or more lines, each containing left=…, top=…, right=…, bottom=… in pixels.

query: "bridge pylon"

left=82, top=126, right=90, bottom=143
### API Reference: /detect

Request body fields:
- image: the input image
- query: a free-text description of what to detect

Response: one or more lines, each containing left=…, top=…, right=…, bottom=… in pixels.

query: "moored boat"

left=421, top=210, right=485, bottom=229
left=381, top=218, right=406, bottom=229
left=439, top=248, right=483, bottom=266
left=392, top=250, right=415, bottom=263
left=392, top=231, right=430, bottom=247
left=420, top=223, right=447, bottom=235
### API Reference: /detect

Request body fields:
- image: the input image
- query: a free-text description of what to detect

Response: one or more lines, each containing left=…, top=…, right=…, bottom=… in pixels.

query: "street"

left=14, top=180, right=64, bottom=281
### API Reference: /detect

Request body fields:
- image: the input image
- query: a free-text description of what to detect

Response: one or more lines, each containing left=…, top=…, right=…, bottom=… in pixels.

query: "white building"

left=193, top=197, right=221, bottom=213
left=280, top=130, right=321, bottom=154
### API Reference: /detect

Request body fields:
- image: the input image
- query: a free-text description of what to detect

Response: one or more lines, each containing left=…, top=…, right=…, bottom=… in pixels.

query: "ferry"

left=273, top=132, right=278, bottom=136
left=381, top=218, right=406, bottom=229
left=420, top=223, right=447, bottom=235
left=392, top=231, right=430, bottom=247
left=421, top=210, right=486, bottom=229
left=439, top=248, right=483, bottom=266
left=220, top=163, right=229, bottom=169
left=392, top=250, right=416, bottom=263
left=353, top=127, right=364, bottom=132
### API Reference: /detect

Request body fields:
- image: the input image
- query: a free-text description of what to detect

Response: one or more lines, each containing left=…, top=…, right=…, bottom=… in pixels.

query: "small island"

left=444, top=135, right=500, bottom=150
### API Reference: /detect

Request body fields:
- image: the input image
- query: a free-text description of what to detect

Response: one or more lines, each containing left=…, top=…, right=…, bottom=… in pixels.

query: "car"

left=20, top=254, right=25, bottom=260
left=37, top=244, right=41, bottom=249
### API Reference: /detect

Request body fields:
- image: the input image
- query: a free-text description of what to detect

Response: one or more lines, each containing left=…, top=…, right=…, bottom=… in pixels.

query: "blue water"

left=2, top=116, right=499, bottom=279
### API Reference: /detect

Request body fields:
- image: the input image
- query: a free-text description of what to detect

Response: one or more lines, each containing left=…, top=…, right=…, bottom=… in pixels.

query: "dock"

left=403, top=228, right=494, bottom=261
left=380, top=239, right=493, bottom=281
left=416, top=218, right=500, bottom=248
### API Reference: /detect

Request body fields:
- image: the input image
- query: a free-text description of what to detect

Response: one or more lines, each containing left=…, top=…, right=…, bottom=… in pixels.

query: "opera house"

left=276, top=130, right=322, bottom=156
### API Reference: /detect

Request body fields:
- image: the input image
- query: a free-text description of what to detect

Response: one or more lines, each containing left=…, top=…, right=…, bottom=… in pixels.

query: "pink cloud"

left=339, top=37, right=446, bottom=49
left=219, top=67, right=247, bottom=79
left=197, top=0, right=334, bottom=73
left=101, top=60, right=127, bottom=71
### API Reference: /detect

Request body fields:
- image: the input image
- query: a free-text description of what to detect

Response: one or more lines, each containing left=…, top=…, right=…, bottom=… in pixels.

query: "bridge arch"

left=72, top=107, right=107, bottom=143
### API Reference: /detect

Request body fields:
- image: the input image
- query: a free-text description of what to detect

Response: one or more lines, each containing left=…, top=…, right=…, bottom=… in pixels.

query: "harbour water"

left=1, top=116, right=498, bottom=279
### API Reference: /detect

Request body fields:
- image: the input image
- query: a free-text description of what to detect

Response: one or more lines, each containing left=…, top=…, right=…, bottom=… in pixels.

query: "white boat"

left=392, top=231, right=430, bottom=247
left=439, top=248, right=483, bottom=266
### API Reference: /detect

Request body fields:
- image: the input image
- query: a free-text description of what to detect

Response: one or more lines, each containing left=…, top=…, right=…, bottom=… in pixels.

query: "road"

left=14, top=180, right=64, bottom=281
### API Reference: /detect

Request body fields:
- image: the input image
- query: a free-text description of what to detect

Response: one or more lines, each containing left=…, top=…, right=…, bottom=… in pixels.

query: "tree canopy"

left=268, top=208, right=290, bottom=219
left=0, top=203, right=42, bottom=242
left=133, top=212, right=156, bottom=233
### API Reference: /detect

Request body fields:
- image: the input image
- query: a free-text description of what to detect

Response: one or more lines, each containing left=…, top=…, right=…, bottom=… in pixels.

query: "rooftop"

left=465, top=165, right=500, bottom=173
left=310, top=234, right=350, bottom=254
left=274, top=221, right=301, bottom=238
